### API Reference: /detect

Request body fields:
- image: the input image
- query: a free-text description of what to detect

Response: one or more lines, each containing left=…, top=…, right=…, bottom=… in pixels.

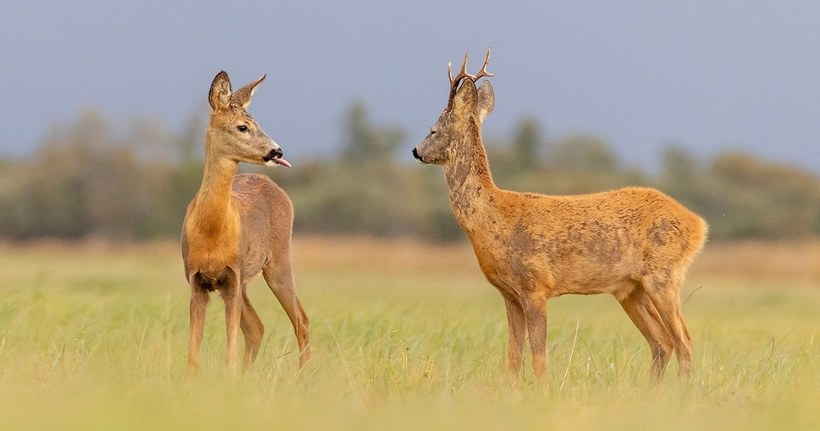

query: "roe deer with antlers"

left=181, top=71, right=310, bottom=374
left=412, top=50, right=707, bottom=381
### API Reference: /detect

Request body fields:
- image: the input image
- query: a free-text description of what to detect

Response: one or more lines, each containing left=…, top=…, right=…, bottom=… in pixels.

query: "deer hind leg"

left=618, top=284, right=675, bottom=379
left=673, top=305, right=693, bottom=375
left=501, top=292, right=527, bottom=383
left=521, top=293, right=548, bottom=380
left=262, top=260, right=311, bottom=367
left=239, top=285, right=265, bottom=370
left=643, top=273, right=693, bottom=377
left=187, top=284, right=210, bottom=376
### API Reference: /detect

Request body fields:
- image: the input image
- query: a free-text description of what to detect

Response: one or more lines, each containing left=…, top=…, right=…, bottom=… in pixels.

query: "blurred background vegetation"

left=1, top=104, right=818, bottom=243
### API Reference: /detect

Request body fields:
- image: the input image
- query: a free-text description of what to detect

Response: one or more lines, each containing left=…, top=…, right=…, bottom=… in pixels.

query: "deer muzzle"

left=263, top=147, right=291, bottom=168
left=412, top=148, right=425, bottom=163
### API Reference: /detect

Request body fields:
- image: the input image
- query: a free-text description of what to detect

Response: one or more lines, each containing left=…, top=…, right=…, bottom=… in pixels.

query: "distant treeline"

left=1, top=104, right=818, bottom=242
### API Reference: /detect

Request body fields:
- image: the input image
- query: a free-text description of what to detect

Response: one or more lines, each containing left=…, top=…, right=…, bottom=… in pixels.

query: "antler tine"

left=474, top=48, right=494, bottom=81
left=448, top=52, right=472, bottom=88
left=447, top=51, right=473, bottom=107
left=454, top=51, right=471, bottom=84
left=447, top=49, right=493, bottom=108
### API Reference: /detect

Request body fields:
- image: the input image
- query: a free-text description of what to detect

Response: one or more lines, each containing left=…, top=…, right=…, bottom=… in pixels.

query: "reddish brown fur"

left=414, top=50, right=707, bottom=381
left=182, top=71, right=310, bottom=374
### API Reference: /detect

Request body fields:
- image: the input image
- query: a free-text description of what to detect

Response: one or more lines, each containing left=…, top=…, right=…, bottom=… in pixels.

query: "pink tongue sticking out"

left=275, top=157, right=292, bottom=168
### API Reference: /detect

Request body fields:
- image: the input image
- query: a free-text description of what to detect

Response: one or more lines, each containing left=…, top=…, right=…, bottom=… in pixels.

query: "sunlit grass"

left=0, top=238, right=818, bottom=430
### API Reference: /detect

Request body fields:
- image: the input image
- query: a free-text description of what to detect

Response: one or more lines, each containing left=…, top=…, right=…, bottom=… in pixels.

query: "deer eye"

left=236, top=125, right=248, bottom=132
left=430, top=130, right=437, bottom=136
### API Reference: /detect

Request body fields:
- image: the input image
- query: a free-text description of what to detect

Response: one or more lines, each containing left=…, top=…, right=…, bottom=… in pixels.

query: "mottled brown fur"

left=413, top=51, right=707, bottom=381
left=182, top=71, right=310, bottom=375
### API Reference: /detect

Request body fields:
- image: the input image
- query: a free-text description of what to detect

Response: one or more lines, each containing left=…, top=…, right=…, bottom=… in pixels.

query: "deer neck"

left=192, top=130, right=240, bottom=237
left=443, top=120, right=500, bottom=233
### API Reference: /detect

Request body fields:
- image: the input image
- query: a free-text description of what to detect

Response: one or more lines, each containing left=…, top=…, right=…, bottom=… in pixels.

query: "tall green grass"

left=0, top=240, right=818, bottom=430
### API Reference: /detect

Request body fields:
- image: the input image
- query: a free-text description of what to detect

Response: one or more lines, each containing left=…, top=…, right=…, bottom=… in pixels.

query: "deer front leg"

left=522, top=294, right=548, bottom=380
left=501, top=292, right=526, bottom=383
left=219, top=269, right=242, bottom=373
left=222, top=290, right=242, bottom=373
left=188, top=286, right=209, bottom=376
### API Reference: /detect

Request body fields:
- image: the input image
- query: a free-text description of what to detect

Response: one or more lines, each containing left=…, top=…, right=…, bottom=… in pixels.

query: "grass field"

left=0, top=237, right=818, bottom=430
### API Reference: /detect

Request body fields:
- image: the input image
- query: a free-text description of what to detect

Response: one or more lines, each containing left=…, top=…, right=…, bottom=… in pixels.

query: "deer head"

left=413, top=49, right=495, bottom=165
left=207, top=71, right=290, bottom=168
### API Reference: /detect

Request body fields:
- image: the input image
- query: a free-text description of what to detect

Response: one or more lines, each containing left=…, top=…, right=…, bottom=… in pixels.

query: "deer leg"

left=220, top=277, right=242, bottom=373
left=643, top=299, right=678, bottom=377
left=262, top=261, right=311, bottom=367
left=501, top=292, right=526, bottom=383
left=521, top=294, right=548, bottom=380
left=673, top=306, right=693, bottom=376
left=618, top=286, right=675, bottom=379
left=239, top=286, right=265, bottom=370
left=187, top=285, right=209, bottom=376
left=644, top=276, right=693, bottom=378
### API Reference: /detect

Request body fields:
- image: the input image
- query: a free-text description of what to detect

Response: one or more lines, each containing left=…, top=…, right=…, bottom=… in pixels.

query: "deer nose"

left=263, top=147, right=283, bottom=162
left=412, top=148, right=422, bottom=161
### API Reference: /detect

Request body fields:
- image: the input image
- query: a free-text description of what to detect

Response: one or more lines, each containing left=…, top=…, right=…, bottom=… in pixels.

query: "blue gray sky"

left=2, top=1, right=820, bottom=172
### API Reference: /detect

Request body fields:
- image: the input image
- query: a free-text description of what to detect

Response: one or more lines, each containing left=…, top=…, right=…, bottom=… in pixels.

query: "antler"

left=447, top=48, right=494, bottom=109
left=473, top=48, right=494, bottom=81
left=448, top=52, right=471, bottom=88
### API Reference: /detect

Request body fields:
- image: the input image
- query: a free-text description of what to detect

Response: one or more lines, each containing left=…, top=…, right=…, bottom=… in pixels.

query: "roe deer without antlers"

left=412, top=49, right=707, bottom=381
left=181, top=71, right=310, bottom=374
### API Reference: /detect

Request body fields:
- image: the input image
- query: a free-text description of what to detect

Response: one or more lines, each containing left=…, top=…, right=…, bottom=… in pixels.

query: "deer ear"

left=209, top=71, right=232, bottom=111
left=452, top=80, right=478, bottom=120
left=476, top=81, right=495, bottom=124
left=231, top=74, right=266, bottom=109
